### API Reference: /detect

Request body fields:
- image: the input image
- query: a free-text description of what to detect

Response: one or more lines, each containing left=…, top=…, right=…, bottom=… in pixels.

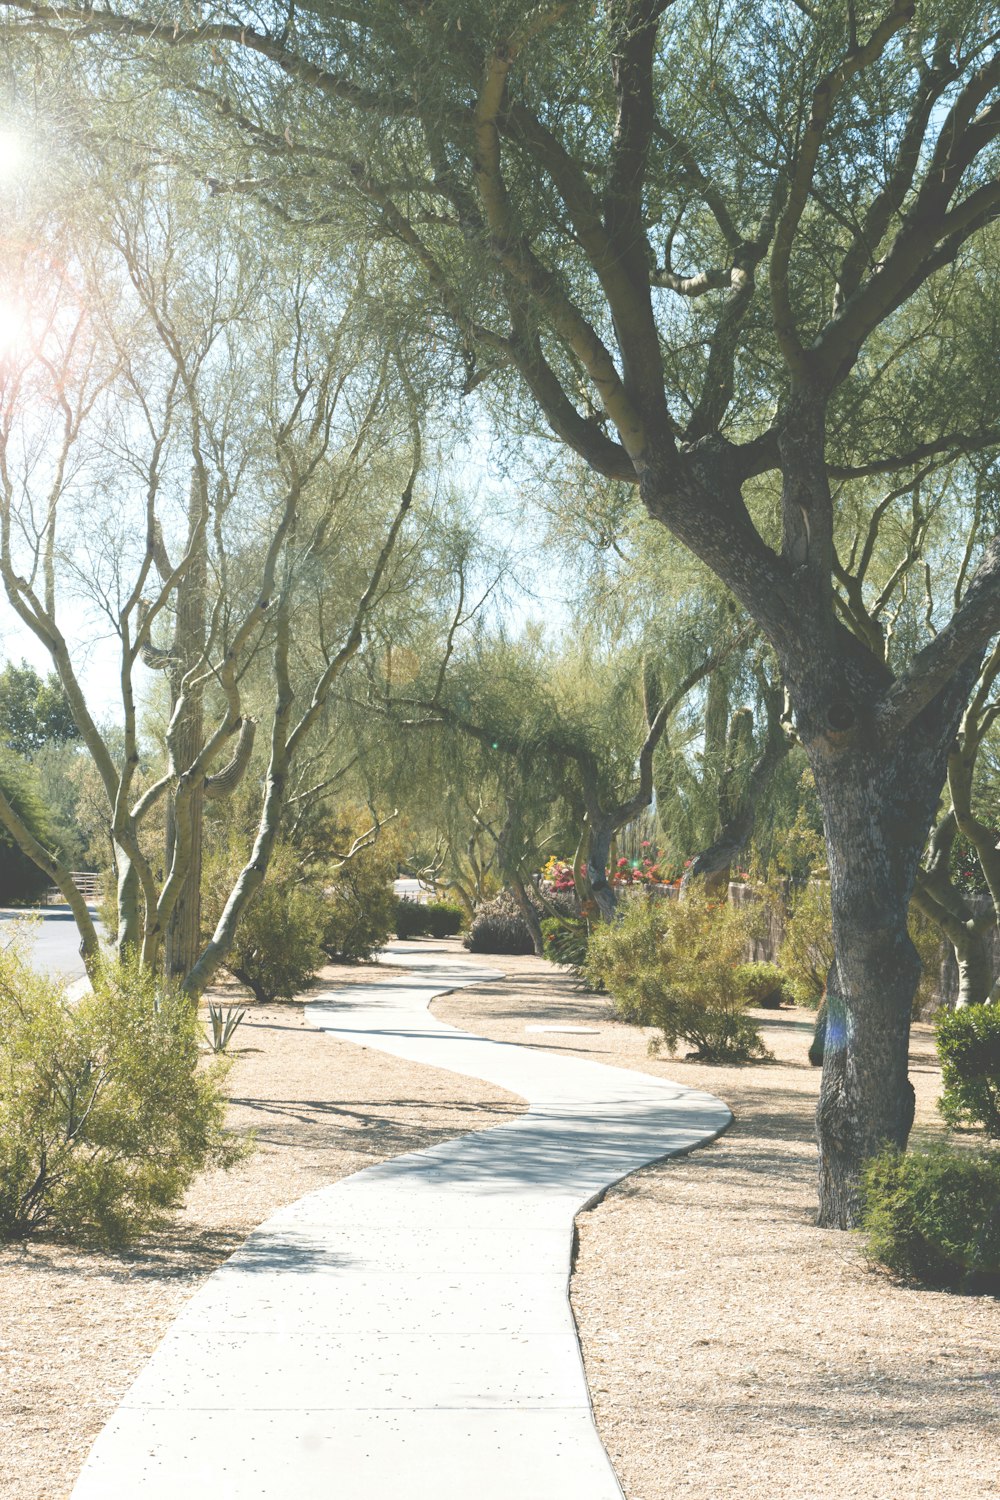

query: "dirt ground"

left=433, top=951, right=1000, bottom=1500
left=2, top=944, right=999, bottom=1500
left=0, top=963, right=523, bottom=1500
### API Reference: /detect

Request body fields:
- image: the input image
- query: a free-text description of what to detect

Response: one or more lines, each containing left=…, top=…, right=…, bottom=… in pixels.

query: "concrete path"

left=0, top=905, right=101, bottom=982
left=71, top=942, right=731, bottom=1500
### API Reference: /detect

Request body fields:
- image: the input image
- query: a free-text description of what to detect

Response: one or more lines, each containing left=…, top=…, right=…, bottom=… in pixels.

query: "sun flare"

left=0, top=129, right=23, bottom=181
left=0, top=297, right=27, bottom=358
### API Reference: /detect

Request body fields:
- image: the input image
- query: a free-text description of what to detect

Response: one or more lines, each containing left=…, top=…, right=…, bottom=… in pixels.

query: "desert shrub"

left=395, top=897, right=431, bottom=938
left=0, top=952, right=237, bottom=1245
left=585, top=890, right=772, bottom=1062
left=778, top=881, right=832, bottom=1007
left=733, top=961, right=789, bottom=1009
left=861, top=1143, right=1000, bottom=1292
left=204, top=841, right=326, bottom=1003
left=936, top=1004, right=1000, bottom=1137
left=424, top=901, right=465, bottom=938
left=540, top=916, right=590, bottom=968
left=464, top=888, right=536, bottom=954
left=464, top=888, right=575, bottom=954
left=321, top=833, right=398, bottom=960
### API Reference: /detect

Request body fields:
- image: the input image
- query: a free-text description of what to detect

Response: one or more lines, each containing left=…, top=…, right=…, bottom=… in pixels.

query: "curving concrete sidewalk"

left=71, top=941, right=731, bottom=1500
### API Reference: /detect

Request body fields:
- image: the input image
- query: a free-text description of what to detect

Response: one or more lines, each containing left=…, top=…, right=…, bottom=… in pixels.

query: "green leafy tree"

left=9, top=0, right=1000, bottom=1222
left=0, top=661, right=79, bottom=757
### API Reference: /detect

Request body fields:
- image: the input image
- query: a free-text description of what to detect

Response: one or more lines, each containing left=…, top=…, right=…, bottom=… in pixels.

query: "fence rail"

left=45, top=872, right=101, bottom=906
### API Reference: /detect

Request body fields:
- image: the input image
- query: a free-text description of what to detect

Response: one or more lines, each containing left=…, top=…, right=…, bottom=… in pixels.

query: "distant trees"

left=0, top=662, right=79, bottom=758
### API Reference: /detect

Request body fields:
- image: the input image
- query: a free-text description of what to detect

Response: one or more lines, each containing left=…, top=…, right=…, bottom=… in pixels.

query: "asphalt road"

left=0, top=907, right=100, bottom=981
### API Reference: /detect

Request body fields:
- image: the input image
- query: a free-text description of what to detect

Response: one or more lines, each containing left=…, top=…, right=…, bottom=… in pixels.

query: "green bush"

left=322, top=838, right=398, bottom=960
left=540, top=916, right=590, bottom=968
left=936, top=1003, right=1000, bottom=1137
left=395, top=897, right=431, bottom=938
left=777, top=881, right=832, bottom=1007
left=733, top=961, right=789, bottom=1008
left=861, top=1143, right=1000, bottom=1292
left=0, top=951, right=238, bottom=1245
left=585, top=890, right=772, bottom=1063
left=424, top=901, right=465, bottom=938
left=205, top=842, right=327, bottom=1003
left=395, top=899, right=465, bottom=939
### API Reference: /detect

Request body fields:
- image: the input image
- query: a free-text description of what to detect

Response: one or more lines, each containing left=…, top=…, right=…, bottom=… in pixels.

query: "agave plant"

left=206, top=1003, right=247, bottom=1054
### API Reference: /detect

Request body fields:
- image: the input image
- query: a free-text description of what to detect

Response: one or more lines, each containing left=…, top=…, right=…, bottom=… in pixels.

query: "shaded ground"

left=432, top=952, right=1000, bottom=1500
left=0, top=963, right=523, bottom=1500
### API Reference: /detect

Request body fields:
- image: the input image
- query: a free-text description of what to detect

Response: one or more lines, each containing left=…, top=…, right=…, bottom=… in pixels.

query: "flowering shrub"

left=542, top=847, right=681, bottom=894
left=541, top=857, right=576, bottom=893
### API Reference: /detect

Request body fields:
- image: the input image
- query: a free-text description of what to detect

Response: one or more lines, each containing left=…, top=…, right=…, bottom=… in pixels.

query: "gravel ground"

left=4, top=944, right=999, bottom=1500
left=0, top=962, right=523, bottom=1500
left=432, top=950, right=1000, bottom=1500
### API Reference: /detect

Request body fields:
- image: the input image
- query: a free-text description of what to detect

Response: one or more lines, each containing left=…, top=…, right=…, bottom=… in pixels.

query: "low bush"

left=204, top=842, right=327, bottom=1003
left=395, top=897, right=430, bottom=938
left=0, top=952, right=238, bottom=1245
left=733, top=961, right=789, bottom=1009
left=936, top=1003, right=1000, bottom=1137
left=321, top=827, right=398, bottom=960
left=395, top=900, right=465, bottom=939
left=425, top=901, right=465, bottom=938
left=777, top=881, right=832, bottom=1007
left=464, top=889, right=536, bottom=954
left=540, top=916, right=590, bottom=969
left=861, top=1143, right=1000, bottom=1292
left=585, top=890, right=772, bottom=1063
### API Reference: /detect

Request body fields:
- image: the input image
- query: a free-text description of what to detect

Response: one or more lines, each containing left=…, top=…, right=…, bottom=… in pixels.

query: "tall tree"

left=6, top=1, right=1000, bottom=1221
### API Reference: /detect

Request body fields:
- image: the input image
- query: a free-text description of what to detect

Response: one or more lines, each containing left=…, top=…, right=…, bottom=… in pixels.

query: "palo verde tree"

left=0, top=154, right=418, bottom=992
left=6, top=1, right=1000, bottom=1222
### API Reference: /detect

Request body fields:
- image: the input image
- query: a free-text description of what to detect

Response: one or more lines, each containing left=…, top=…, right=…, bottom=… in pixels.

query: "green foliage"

left=320, top=818, right=400, bottom=960
left=425, top=901, right=465, bottom=938
left=733, top=962, right=789, bottom=1009
left=936, top=1004, right=1000, bottom=1138
left=540, top=916, right=590, bottom=969
left=395, top=897, right=431, bottom=939
left=0, top=750, right=60, bottom=906
left=778, top=881, right=832, bottom=1008
left=206, top=1003, right=247, bottom=1054
left=204, top=842, right=326, bottom=1003
left=464, top=889, right=537, bottom=955
left=394, top=899, right=466, bottom=939
left=0, top=951, right=237, bottom=1245
left=585, top=891, right=772, bottom=1063
left=861, top=1144, right=1000, bottom=1292
left=0, top=660, right=79, bottom=757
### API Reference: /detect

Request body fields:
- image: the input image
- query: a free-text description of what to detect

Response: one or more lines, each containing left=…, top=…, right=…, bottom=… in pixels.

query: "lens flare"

left=0, top=130, right=23, bottom=180
left=0, top=297, right=27, bottom=357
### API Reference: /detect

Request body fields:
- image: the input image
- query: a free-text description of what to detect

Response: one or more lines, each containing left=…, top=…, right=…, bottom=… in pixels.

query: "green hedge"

left=395, top=898, right=466, bottom=939
left=861, top=1143, right=1000, bottom=1292
left=936, top=1003, right=1000, bottom=1137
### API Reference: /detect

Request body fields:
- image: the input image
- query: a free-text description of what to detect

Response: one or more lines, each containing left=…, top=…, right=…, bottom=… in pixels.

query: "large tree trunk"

left=586, top=813, right=618, bottom=920
left=809, top=736, right=950, bottom=1227
left=510, top=872, right=544, bottom=956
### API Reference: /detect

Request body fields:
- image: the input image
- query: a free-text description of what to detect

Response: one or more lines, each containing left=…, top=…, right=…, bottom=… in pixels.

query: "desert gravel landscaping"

left=0, top=963, right=523, bottom=1500
left=2, top=942, right=999, bottom=1500
left=433, top=950, right=1000, bottom=1500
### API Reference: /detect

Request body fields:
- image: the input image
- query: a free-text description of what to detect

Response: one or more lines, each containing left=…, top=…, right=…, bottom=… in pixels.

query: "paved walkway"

left=71, top=942, right=731, bottom=1500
